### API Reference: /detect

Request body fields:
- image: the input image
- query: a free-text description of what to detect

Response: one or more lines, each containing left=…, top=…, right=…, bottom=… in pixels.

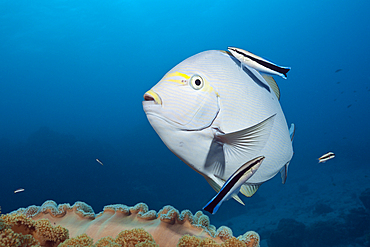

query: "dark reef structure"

left=360, top=188, right=370, bottom=211
left=312, top=202, right=333, bottom=216
left=268, top=188, right=370, bottom=247
left=267, top=218, right=305, bottom=247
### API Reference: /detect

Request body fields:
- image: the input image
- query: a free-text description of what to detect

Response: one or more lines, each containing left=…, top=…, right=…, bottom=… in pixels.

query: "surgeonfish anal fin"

left=262, top=74, right=280, bottom=100
left=233, top=194, right=245, bottom=205
left=240, top=183, right=261, bottom=197
left=204, top=175, right=223, bottom=193
left=217, top=114, right=276, bottom=165
left=280, top=161, right=290, bottom=184
left=289, top=123, right=295, bottom=142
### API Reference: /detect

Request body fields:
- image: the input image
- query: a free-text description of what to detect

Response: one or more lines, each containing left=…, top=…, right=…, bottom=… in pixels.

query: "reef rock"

left=267, top=218, right=305, bottom=247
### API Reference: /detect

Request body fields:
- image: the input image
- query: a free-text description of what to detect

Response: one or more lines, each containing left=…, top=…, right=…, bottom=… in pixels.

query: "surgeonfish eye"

left=189, top=75, right=204, bottom=90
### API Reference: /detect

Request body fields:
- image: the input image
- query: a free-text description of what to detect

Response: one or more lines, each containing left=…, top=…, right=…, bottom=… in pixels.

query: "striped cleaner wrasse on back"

left=228, top=47, right=291, bottom=79
left=143, top=47, right=295, bottom=213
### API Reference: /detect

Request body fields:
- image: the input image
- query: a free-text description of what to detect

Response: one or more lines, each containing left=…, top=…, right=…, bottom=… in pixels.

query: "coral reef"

left=177, top=234, right=259, bottom=247
left=59, top=233, right=94, bottom=246
left=3, top=200, right=260, bottom=247
left=267, top=188, right=370, bottom=247
left=0, top=213, right=67, bottom=247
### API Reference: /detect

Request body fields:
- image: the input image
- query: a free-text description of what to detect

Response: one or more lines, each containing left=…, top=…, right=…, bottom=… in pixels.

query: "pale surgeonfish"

left=228, top=47, right=291, bottom=79
left=203, top=156, right=265, bottom=214
left=143, top=47, right=294, bottom=212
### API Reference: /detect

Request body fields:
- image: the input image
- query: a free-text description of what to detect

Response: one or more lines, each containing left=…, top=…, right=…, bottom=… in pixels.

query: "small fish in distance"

left=203, top=156, right=265, bottom=214
left=228, top=47, right=291, bottom=79
left=14, top=188, right=25, bottom=194
left=96, top=159, right=104, bottom=165
left=318, top=152, right=335, bottom=163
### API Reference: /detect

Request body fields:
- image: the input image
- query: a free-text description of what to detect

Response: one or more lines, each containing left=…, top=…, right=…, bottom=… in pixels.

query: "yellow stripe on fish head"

left=149, top=70, right=220, bottom=130
left=162, top=71, right=219, bottom=97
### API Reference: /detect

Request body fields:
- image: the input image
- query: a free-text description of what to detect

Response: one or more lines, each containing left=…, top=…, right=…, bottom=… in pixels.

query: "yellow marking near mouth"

left=146, top=90, right=162, bottom=105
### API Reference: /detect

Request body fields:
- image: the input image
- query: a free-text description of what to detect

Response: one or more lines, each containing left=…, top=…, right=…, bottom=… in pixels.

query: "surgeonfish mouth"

left=143, top=90, right=162, bottom=105
left=318, top=152, right=335, bottom=163
left=228, top=47, right=290, bottom=79
left=203, top=156, right=265, bottom=214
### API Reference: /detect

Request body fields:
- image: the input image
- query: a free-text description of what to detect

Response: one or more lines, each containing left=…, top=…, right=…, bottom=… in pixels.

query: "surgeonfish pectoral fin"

left=240, top=184, right=261, bottom=197
left=262, top=74, right=280, bottom=100
left=289, top=123, right=296, bottom=142
left=217, top=115, right=275, bottom=165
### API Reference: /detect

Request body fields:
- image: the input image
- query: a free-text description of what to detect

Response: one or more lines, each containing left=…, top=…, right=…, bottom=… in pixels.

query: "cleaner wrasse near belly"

left=143, top=47, right=295, bottom=213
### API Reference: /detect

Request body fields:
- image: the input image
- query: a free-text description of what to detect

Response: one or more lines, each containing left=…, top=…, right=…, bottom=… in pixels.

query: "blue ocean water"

left=1, top=0, right=370, bottom=246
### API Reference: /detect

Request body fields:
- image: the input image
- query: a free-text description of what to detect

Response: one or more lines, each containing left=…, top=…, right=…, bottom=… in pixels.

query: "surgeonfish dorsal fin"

left=240, top=183, right=261, bottom=197
left=262, top=74, right=280, bottom=100
left=289, top=123, right=296, bottom=142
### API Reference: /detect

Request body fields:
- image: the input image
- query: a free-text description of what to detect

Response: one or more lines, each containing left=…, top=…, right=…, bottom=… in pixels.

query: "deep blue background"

left=1, top=0, right=370, bottom=241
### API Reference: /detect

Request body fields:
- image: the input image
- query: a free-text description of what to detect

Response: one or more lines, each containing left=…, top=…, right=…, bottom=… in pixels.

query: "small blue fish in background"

left=143, top=47, right=294, bottom=212
left=203, top=156, right=265, bottom=214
